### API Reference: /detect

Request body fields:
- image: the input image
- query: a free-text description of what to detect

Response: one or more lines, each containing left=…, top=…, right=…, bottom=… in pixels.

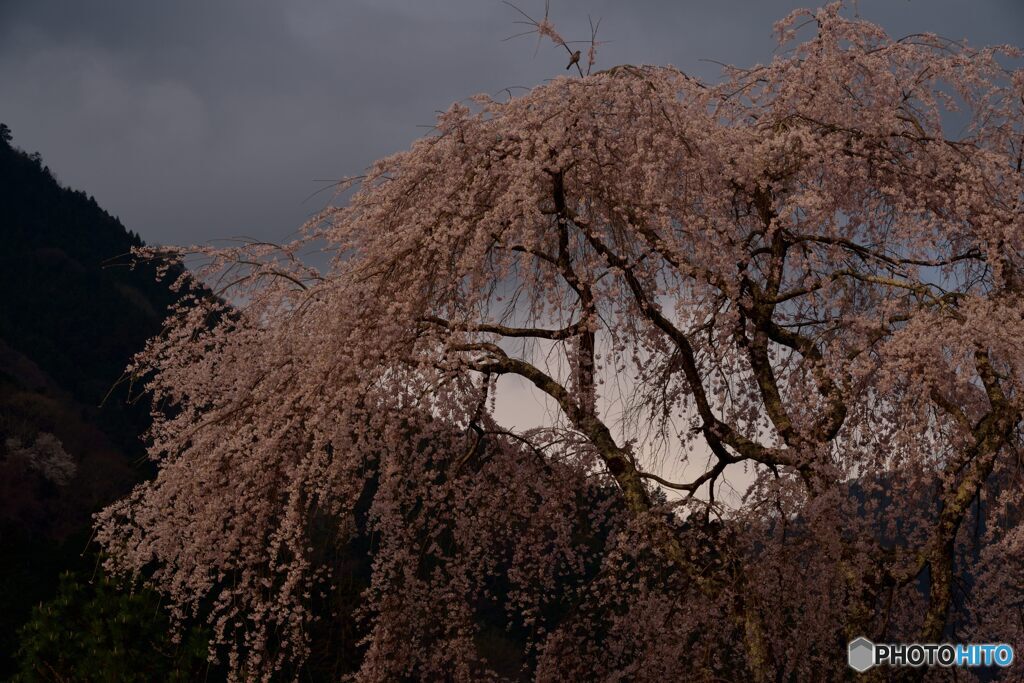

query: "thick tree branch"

left=423, top=315, right=586, bottom=340
left=454, top=342, right=654, bottom=515
left=559, top=201, right=799, bottom=470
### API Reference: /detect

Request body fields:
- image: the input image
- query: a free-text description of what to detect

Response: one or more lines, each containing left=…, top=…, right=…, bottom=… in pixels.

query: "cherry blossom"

left=97, top=4, right=1024, bottom=680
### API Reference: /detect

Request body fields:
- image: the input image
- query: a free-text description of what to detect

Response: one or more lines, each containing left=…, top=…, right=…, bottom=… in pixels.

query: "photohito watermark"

left=848, top=637, right=1014, bottom=673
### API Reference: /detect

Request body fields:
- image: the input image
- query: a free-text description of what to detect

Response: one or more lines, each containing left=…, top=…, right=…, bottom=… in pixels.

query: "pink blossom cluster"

left=97, top=4, right=1024, bottom=680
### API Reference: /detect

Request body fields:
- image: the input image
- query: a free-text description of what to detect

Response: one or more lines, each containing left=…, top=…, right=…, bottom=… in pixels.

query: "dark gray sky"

left=2, top=0, right=1021, bottom=246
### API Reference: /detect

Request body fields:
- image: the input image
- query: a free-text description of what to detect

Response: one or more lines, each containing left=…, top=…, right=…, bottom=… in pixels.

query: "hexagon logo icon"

left=848, top=637, right=875, bottom=672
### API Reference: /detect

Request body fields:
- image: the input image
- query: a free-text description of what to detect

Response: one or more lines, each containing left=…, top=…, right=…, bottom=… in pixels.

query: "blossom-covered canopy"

left=99, top=5, right=1024, bottom=680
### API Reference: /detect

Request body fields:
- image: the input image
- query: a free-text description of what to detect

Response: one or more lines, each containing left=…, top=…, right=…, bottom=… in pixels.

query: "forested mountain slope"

left=0, top=124, right=186, bottom=673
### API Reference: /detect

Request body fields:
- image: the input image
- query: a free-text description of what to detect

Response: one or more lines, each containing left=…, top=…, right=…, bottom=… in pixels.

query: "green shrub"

left=13, top=572, right=215, bottom=683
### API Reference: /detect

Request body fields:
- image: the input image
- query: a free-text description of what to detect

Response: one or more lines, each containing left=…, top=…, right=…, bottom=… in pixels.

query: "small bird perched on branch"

left=566, top=49, right=581, bottom=69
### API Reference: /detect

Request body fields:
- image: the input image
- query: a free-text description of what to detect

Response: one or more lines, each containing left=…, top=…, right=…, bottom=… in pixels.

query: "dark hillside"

left=0, top=124, right=187, bottom=673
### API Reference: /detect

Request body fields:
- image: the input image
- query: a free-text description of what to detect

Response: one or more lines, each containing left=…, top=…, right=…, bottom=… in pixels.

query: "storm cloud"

left=1, top=0, right=1021, bottom=246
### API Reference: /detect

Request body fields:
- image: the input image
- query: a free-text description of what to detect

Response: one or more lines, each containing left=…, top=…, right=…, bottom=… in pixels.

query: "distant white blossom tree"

left=6, top=433, right=76, bottom=486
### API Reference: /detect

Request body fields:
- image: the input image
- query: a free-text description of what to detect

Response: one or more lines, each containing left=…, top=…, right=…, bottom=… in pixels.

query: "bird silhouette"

left=566, top=50, right=581, bottom=70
